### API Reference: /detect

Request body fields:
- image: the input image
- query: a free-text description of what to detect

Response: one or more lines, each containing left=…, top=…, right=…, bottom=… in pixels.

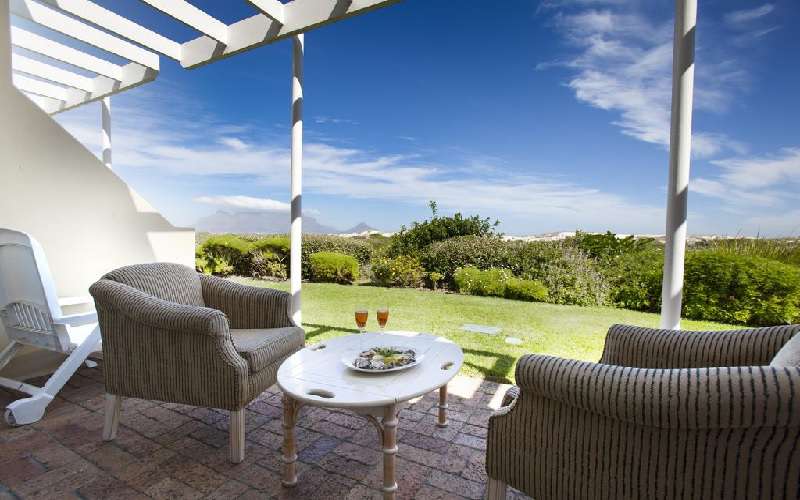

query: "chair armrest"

left=58, top=295, right=94, bottom=308
left=600, top=324, right=800, bottom=368
left=200, top=274, right=295, bottom=329
left=58, top=311, right=98, bottom=327
left=511, top=354, right=800, bottom=429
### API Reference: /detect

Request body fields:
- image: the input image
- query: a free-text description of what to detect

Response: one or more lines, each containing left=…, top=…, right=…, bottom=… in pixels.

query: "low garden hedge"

left=308, top=252, right=360, bottom=284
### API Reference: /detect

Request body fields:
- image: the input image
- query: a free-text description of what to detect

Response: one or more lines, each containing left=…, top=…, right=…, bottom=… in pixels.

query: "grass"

left=235, top=278, right=739, bottom=383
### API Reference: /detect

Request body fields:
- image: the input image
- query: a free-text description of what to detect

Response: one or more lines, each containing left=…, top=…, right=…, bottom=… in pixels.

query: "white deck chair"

left=0, top=228, right=101, bottom=425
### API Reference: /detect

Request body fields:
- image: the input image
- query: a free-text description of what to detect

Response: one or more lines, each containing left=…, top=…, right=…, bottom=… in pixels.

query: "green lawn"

left=235, top=278, right=738, bottom=383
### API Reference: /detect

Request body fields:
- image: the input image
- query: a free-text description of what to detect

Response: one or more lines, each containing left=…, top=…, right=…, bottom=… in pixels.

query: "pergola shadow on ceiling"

left=4, top=0, right=698, bottom=330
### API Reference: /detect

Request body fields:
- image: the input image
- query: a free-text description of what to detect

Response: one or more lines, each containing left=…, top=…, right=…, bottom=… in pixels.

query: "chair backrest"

left=0, top=228, right=70, bottom=351
left=101, top=262, right=205, bottom=307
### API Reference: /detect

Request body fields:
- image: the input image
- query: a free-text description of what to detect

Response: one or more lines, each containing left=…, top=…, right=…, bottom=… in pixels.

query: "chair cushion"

left=102, top=263, right=204, bottom=307
left=231, top=327, right=305, bottom=373
left=771, top=333, right=800, bottom=367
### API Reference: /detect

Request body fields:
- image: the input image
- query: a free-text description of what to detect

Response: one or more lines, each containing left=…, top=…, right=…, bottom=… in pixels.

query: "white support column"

left=1, top=1, right=11, bottom=87
left=101, top=97, right=111, bottom=168
left=290, top=34, right=304, bottom=326
left=660, top=0, right=697, bottom=330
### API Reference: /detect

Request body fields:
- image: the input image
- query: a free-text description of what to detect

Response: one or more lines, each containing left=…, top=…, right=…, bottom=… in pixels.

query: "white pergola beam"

left=181, top=0, right=399, bottom=68
left=39, top=0, right=182, bottom=60
left=22, top=91, right=64, bottom=113
left=248, top=0, right=286, bottom=24
left=13, top=72, right=74, bottom=100
left=10, top=0, right=160, bottom=70
left=11, top=27, right=124, bottom=79
left=55, top=63, right=156, bottom=114
left=139, top=0, right=228, bottom=44
left=12, top=54, right=95, bottom=91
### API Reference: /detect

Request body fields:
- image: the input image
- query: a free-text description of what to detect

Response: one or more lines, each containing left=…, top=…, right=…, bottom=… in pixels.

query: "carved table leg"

left=381, top=404, right=399, bottom=500
left=437, top=384, right=448, bottom=428
left=282, top=394, right=300, bottom=487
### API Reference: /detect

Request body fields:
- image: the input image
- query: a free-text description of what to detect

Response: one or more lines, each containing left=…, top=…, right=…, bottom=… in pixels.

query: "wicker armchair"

left=89, top=263, right=304, bottom=463
left=486, top=324, right=800, bottom=499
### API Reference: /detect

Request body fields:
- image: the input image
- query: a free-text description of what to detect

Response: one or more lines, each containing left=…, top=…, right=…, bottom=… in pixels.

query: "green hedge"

left=505, top=277, right=549, bottom=302
left=454, top=266, right=548, bottom=302
left=600, top=246, right=664, bottom=312
left=683, top=250, right=800, bottom=326
left=308, top=252, right=360, bottom=284
left=423, top=237, right=608, bottom=306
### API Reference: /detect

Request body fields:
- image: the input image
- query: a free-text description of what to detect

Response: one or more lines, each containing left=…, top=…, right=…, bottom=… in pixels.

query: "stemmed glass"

left=354, top=308, right=368, bottom=333
left=376, top=307, right=389, bottom=333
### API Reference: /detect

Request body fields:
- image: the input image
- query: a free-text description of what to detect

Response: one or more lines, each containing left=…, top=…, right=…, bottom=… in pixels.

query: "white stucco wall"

left=0, top=28, right=195, bottom=377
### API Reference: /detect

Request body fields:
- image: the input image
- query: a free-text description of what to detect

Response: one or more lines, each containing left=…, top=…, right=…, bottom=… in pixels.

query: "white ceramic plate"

left=342, top=348, right=424, bottom=373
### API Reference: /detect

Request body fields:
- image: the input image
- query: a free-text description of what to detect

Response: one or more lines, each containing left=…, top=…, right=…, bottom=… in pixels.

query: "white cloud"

left=692, top=148, right=800, bottom=222
left=194, top=195, right=290, bottom=212
left=544, top=7, right=749, bottom=159
left=54, top=89, right=664, bottom=234
left=724, top=4, right=775, bottom=26
left=218, top=137, right=250, bottom=151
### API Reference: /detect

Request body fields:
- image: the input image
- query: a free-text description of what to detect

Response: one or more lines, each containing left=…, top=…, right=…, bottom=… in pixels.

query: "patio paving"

left=0, top=362, right=525, bottom=499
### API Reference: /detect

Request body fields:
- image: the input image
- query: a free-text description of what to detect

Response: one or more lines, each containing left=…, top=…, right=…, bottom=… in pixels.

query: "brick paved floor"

left=0, top=362, right=526, bottom=499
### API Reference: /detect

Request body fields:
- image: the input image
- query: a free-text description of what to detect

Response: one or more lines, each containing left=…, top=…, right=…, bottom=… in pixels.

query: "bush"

left=250, top=250, right=288, bottom=280
left=601, top=246, right=664, bottom=312
left=454, top=267, right=511, bottom=297
left=683, top=250, right=800, bottom=325
left=308, top=252, right=360, bottom=284
left=388, top=201, right=499, bottom=257
left=302, top=235, right=372, bottom=279
left=696, top=238, right=800, bottom=267
left=371, top=255, right=425, bottom=287
left=505, top=278, right=549, bottom=302
left=571, top=231, right=659, bottom=260
left=197, top=234, right=254, bottom=275
left=252, top=235, right=290, bottom=257
left=421, top=236, right=516, bottom=284
left=195, top=253, right=234, bottom=276
left=534, top=247, right=610, bottom=307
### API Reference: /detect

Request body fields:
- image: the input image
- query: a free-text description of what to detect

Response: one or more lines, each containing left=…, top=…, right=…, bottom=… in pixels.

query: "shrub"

left=427, top=271, right=444, bottom=290
left=534, top=247, right=610, bottom=307
left=505, top=278, right=549, bottom=302
left=195, top=253, right=234, bottom=276
left=250, top=250, right=288, bottom=280
left=683, top=250, right=800, bottom=326
left=371, top=255, right=425, bottom=287
left=454, top=266, right=511, bottom=297
left=388, top=201, right=499, bottom=257
left=571, top=231, right=659, bottom=260
left=197, top=235, right=254, bottom=275
left=421, top=236, right=516, bottom=284
left=696, top=237, right=800, bottom=267
left=302, top=235, right=372, bottom=279
left=252, top=235, right=290, bottom=257
left=601, top=246, right=664, bottom=312
left=308, top=252, right=360, bottom=284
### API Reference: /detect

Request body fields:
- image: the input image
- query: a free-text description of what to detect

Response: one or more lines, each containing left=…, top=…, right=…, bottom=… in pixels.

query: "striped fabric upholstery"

left=200, top=274, right=294, bottom=329
left=90, top=264, right=304, bottom=412
left=600, top=324, right=800, bottom=368
left=487, top=325, right=800, bottom=499
left=102, top=262, right=205, bottom=306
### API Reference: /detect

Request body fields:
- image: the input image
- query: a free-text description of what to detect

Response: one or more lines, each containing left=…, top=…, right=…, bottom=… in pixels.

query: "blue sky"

left=30, top=0, right=800, bottom=235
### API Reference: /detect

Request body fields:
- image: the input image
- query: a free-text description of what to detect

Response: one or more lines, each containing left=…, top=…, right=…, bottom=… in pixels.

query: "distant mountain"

left=341, top=222, right=376, bottom=234
left=195, top=210, right=375, bottom=235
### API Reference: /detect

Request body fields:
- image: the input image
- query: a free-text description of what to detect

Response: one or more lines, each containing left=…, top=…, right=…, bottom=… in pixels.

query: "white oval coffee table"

left=277, top=331, right=464, bottom=499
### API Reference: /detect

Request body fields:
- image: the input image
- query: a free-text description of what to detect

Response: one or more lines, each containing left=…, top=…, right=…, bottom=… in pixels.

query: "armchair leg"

left=486, top=478, right=507, bottom=500
left=230, top=409, right=246, bottom=463
left=103, top=394, right=121, bottom=441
